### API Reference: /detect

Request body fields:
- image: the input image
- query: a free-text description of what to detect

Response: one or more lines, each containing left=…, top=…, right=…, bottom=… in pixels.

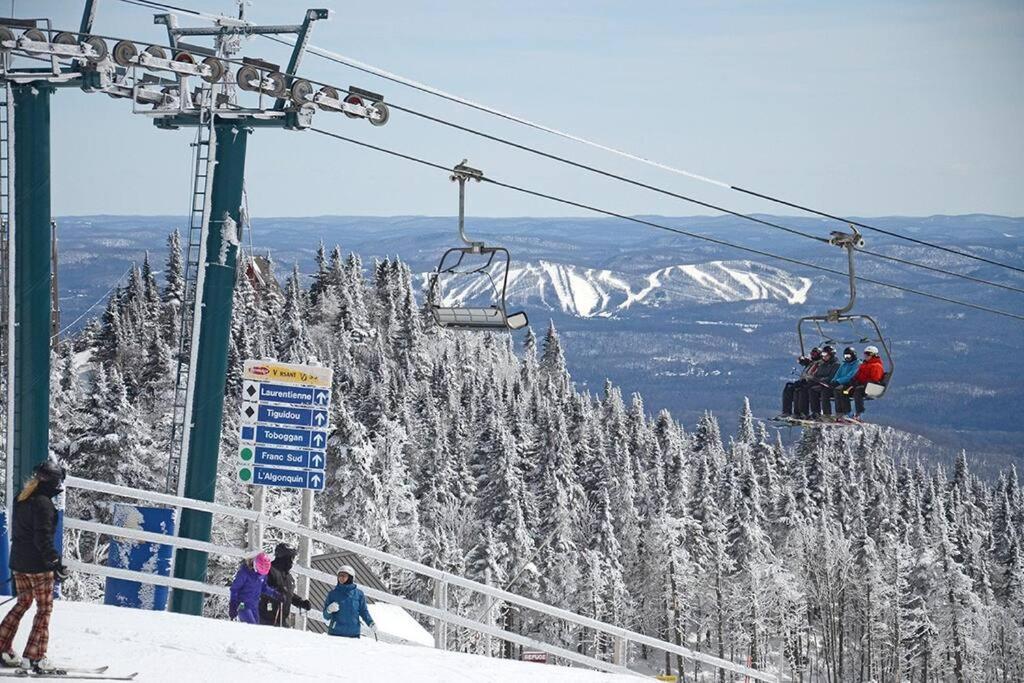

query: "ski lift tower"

left=0, top=2, right=390, bottom=613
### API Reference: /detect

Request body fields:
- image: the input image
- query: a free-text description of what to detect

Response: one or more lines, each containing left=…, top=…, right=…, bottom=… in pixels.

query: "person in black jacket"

left=258, top=543, right=312, bottom=627
left=0, top=460, right=67, bottom=674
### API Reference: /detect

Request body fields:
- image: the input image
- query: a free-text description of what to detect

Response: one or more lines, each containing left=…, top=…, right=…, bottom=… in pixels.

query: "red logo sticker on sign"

left=250, top=366, right=270, bottom=376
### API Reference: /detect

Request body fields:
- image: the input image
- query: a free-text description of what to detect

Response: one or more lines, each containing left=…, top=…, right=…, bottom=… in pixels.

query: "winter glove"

left=54, top=563, right=70, bottom=581
left=298, top=598, right=312, bottom=611
left=326, top=602, right=340, bottom=614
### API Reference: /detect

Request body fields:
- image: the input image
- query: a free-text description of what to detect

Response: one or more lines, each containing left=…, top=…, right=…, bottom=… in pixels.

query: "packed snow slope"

left=23, top=601, right=636, bottom=683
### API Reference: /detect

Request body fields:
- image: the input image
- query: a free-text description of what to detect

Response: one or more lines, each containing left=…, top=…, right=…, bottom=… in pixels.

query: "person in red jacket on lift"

left=835, top=345, right=885, bottom=422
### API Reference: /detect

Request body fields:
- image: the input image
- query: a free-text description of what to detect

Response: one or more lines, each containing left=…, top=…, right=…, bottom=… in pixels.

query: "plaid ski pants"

left=0, top=572, right=55, bottom=661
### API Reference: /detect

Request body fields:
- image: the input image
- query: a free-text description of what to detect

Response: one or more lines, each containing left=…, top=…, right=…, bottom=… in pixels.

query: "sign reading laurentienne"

left=237, top=359, right=333, bottom=491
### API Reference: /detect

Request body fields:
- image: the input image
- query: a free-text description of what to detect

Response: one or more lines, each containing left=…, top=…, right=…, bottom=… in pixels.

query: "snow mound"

left=25, top=601, right=635, bottom=682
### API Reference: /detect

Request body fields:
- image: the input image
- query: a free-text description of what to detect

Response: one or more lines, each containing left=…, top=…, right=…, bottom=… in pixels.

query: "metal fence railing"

left=64, top=475, right=778, bottom=682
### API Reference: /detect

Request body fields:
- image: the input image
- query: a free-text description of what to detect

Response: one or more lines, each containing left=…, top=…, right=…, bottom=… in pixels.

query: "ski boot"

left=0, top=651, right=20, bottom=668
left=22, top=656, right=57, bottom=674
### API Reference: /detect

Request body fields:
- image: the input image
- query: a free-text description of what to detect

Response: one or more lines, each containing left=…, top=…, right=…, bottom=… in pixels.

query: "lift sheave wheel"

left=22, top=28, right=47, bottom=43
left=83, top=36, right=107, bottom=62
left=0, top=27, right=14, bottom=45
left=112, top=39, right=138, bottom=66
left=290, top=78, right=313, bottom=104
left=52, top=32, right=77, bottom=46
left=316, top=85, right=339, bottom=110
left=144, top=45, right=167, bottom=61
left=265, top=72, right=287, bottom=97
left=369, top=101, right=390, bottom=127
left=235, top=64, right=259, bottom=91
left=201, top=56, right=225, bottom=83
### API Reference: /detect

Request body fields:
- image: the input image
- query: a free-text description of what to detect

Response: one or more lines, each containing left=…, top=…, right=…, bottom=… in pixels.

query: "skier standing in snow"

left=323, top=565, right=375, bottom=638
left=258, top=543, right=312, bottom=627
left=229, top=552, right=281, bottom=624
left=0, top=460, right=68, bottom=673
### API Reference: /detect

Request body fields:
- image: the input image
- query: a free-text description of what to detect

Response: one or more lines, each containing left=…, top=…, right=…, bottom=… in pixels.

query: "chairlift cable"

left=307, top=127, right=1024, bottom=323
left=114, top=0, right=1024, bottom=288
left=247, top=35, right=1024, bottom=276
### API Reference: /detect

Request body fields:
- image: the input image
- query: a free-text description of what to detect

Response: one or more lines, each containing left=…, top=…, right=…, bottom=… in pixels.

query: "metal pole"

left=171, top=122, right=249, bottom=616
left=11, top=82, right=53, bottom=495
left=49, top=219, right=58, bottom=349
left=3, top=85, right=16, bottom=544
left=297, top=488, right=313, bottom=631
left=434, top=579, right=449, bottom=650
left=247, top=485, right=264, bottom=552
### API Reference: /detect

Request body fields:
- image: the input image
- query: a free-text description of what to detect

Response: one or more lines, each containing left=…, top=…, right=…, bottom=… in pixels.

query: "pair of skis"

left=0, top=665, right=136, bottom=680
left=772, top=415, right=867, bottom=429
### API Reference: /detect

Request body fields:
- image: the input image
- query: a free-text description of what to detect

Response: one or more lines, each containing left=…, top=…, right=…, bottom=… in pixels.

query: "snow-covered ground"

left=11, top=601, right=637, bottom=682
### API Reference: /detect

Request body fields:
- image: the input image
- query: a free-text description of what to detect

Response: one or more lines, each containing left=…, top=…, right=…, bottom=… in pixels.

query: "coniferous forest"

left=50, top=231, right=1024, bottom=682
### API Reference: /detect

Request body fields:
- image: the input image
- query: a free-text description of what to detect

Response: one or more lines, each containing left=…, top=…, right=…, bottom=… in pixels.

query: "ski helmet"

left=34, top=459, right=66, bottom=483
left=864, top=345, right=879, bottom=356
left=337, top=564, right=356, bottom=579
left=274, top=543, right=297, bottom=559
left=809, top=347, right=822, bottom=360
left=253, top=552, right=272, bottom=576
left=821, top=345, right=835, bottom=357
left=843, top=346, right=856, bottom=359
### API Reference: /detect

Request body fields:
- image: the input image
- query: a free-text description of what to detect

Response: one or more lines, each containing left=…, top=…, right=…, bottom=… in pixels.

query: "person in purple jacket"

left=229, top=552, right=281, bottom=624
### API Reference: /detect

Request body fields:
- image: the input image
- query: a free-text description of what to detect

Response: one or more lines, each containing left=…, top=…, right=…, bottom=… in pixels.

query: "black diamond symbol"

left=245, top=406, right=255, bottom=418
left=246, top=385, right=257, bottom=397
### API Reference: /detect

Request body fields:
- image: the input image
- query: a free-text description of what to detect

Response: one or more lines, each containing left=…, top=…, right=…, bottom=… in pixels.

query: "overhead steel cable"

left=111, top=0, right=1024, bottom=290
left=307, top=127, right=1024, bottom=323
left=245, top=43, right=1024, bottom=295
left=249, top=31, right=1024, bottom=276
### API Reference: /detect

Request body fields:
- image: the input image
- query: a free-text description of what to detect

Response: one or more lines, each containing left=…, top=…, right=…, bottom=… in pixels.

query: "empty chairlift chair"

left=426, top=162, right=528, bottom=332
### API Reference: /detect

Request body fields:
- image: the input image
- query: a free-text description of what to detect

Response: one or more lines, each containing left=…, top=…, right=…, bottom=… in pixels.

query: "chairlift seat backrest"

left=427, top=245, right=528, bottom=332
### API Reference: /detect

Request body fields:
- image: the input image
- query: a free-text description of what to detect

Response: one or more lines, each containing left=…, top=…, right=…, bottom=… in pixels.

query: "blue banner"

left=104, top=505, right=174, bottom=610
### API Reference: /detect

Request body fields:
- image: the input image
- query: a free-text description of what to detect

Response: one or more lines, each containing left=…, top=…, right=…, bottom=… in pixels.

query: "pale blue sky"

left=22, top=0, right=1024, bottom=218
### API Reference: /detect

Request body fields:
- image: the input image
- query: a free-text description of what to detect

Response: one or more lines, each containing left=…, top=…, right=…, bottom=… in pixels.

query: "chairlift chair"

left=796, top=228, right=893, bottom=400
left=426, top=161, right=529, bottom=332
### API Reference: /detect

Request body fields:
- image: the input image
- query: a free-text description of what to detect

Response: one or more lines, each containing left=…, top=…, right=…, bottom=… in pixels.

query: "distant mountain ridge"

left=431, top=259, right=811, bottom=319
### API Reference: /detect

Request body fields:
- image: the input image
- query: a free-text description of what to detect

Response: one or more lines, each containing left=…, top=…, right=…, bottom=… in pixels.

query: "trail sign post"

left=237, top=359, right=332, bottom=491
left=238, top=359, right=332, bottom=632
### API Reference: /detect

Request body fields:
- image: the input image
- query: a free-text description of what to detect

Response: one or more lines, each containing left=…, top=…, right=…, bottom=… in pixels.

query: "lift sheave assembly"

left=426, top=162, right=528, bottom=332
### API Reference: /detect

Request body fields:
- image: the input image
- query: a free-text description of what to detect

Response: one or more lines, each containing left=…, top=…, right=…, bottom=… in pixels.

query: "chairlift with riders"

left=777, top=228, right=893, bottom=427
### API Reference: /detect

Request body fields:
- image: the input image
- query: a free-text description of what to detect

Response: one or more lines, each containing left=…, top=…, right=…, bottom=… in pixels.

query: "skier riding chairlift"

left=425, top=161, right=528, bottom=332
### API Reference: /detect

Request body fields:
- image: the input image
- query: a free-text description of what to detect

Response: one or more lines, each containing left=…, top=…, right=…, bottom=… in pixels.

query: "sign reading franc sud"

left=237, top=359, right=333, bottom=491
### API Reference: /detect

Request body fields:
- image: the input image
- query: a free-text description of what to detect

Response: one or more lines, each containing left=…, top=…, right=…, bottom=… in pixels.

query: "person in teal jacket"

left=809, top=346, right=860, bottom=418
left=323, top=565, right=375, bottom=638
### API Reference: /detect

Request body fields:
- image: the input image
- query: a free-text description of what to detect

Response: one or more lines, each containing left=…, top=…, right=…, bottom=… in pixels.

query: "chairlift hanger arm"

left=452, top=160, right=484, bottom=250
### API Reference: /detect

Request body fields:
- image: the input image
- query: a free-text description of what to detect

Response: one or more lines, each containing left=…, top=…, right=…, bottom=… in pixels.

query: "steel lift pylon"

left=0, top=2, right=390, bottom=613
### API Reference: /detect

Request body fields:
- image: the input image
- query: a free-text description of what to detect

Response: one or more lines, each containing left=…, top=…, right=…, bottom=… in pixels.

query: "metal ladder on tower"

left=166, top=84, right=218, bottom=496
left=0, top=82, right=15, bottom=509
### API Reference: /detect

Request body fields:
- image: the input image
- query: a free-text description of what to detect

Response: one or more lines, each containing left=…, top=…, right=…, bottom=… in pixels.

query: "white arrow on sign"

left=312, top=433, right=325, bottom=448
left=314, top=412, right=326, bottom=426
left=311, top=453, right=323, bottom=468
left=310, top=473, right=322, bottom=487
